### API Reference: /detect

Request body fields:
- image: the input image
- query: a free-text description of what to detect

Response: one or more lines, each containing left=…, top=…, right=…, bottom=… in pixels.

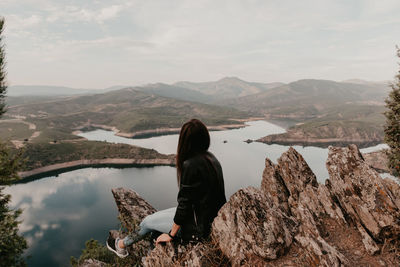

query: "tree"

left=384, top=47, right=400, bottom=177
left=0, top=18, right=6, bottom=117
left=0, top=17, right=27, bottom=266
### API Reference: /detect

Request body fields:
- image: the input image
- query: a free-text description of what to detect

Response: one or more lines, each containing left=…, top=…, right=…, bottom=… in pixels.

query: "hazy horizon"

left=6, top=76, right=392, bottom=91
left=1, top=0, right=400, bottom=88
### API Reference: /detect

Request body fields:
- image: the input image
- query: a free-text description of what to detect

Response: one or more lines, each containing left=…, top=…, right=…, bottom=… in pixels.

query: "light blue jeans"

left=123, top=207, right=176, bottom=246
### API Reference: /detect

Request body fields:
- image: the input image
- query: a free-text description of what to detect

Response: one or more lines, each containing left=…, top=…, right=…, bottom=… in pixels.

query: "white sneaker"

left=106, top=235, right=129, bottom=258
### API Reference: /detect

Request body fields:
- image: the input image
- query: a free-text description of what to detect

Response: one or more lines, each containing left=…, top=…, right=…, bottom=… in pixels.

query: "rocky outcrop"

left=111, top=188, right=220, bottom=266
left=326, top=146, right=400, bottom=254
left=112, top=188, right=157, bottom=232
left=363, top=149, right=390, bottom=173
left=211, top=187, right=297, bottom=265
left=143, top=241, right=214, bottom=266
left=107, top=145, right=399, bottom=266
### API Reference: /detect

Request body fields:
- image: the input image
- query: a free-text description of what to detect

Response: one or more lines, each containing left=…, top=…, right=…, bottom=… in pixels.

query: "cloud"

left=96, top=5, right=123, bottom=23
left=42, top=4, right=124, bottom=24
left=4, top=14, right=42, bottom=32
left=1, top=0, right=400, bottom=87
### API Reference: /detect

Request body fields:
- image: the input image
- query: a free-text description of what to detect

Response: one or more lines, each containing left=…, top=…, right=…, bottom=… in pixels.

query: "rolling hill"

left=6, top=87, right=249, bottom=142
left=7, top=85, right=126, bottom=97
left=219, top=79, right=391, bottom=120
left=257, top=104, right=386, bottom=148
left=174, top=77, right=284, bottom=100
left=3, top=77, right=392, bottom=150
left=134, top=83, right=213, bottom=103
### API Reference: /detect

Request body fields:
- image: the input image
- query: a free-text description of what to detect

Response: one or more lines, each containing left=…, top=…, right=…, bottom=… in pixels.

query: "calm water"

left=4, top=120, right=387, bottom=266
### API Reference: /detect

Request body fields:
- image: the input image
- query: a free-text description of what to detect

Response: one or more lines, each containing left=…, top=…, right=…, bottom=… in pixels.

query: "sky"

left=1, top=0, right=400, bottom=88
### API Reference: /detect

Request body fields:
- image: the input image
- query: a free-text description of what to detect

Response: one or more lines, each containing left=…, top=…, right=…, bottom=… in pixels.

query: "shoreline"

left=117, top=123, right=247, bottom=138
left=74, top=120, right=258, bottom=139
left=256, top=138, right=382, bottom=149
left=20, top=119, right=265, bottom=180
left=18, top=158, right=175, bottom=180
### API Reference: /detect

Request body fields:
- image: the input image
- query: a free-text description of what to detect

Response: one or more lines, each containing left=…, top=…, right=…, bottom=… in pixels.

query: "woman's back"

left=174, top=152, right=226, bottom=241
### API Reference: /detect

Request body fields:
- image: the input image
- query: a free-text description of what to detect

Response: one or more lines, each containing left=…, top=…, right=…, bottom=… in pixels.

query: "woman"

left=107, top=119, right=226, bottom=258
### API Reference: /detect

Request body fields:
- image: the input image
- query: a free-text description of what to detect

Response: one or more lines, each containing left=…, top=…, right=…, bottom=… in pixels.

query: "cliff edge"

left=93, top=145, right=400, bottom=266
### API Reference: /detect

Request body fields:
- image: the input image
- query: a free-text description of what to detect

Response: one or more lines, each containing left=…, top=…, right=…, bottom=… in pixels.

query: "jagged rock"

left=211, top=187, right=297, bottom=266
left=363, top=149, right=390, bottom=173
left=261, top=148, right=348, bottom=266
left=142, top=242, right=213, bottom=267
left=78, top=259, right=107, bottom=267
left=261, top=158, right=290, bottom=213
left=258, top=145, right=400, bottom=266
left=326, top=145, right=400, bottom=254
left=109, top=145, right=400, bottom=266
left=112, top=188, right=213, bottom=266
left=383, top=178, right=400, bottom=209
left=112, top=187, right=157, bottom=232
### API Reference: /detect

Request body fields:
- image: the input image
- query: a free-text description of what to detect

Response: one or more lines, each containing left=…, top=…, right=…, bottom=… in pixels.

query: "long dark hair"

left=176, top=119, right=210, bottom=184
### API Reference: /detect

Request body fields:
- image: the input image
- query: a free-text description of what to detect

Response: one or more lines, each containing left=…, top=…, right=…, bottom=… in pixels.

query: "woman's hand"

left=155, top=233, right=172, bottom=245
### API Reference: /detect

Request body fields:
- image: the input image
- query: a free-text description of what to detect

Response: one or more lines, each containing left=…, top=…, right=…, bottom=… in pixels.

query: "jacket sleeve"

left=173, top=160, right=202, bottom=225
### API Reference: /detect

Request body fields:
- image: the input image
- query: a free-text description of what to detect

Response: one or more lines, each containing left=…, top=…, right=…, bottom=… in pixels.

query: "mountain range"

left=7, top=85, right=126, bottom=97
left=3, top=77, right=392, bottom=148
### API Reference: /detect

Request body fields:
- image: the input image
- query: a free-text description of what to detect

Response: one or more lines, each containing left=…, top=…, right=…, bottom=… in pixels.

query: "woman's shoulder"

left=182, top=154, right=203, bottom=168
left=183, top=152, right=220, bottom=168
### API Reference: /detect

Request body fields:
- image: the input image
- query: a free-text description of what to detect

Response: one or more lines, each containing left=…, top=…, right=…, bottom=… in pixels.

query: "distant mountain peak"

left=217, top=76, right=244, bottom=83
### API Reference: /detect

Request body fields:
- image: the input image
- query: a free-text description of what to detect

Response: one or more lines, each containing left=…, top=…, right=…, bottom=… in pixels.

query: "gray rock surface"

left=142, top=242, right=212, bottom=267
left=211, top=187, right=297, bottom=266
left=78, top=259, right=107, bottom=267
left=326, top=145, right=400, bottom=254
left=112, top=187, right=157, bottom=232
left=259, top=147, right=348, bottom=266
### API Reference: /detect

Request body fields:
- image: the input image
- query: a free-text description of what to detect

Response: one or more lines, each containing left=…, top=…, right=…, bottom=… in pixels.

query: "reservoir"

left=4, top=120, right=388, bottom=266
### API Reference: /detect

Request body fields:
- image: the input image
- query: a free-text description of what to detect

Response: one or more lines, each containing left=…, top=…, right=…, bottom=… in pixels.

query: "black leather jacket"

left=173, top=152, right=226, bottom=241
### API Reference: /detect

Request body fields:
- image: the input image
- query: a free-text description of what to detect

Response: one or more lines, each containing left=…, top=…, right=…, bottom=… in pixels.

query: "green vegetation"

left=20, top=141, right=173, bottom=172
left=384, top=47, right=400, bottom=176
left=70, top=239, right=119, bottom=267
left=0, top=18, right=6, bottom=117
left=71, top=218, right=149, bottom=266
left=0, top=17, right=27, bottom=266
left=235, top=79, right=390, bottom=147
left=135, top=83, right=213, bottom=103
left=5, top=88, right=248, bottom=140
left=222, top=79, right=390, bottom=120
left=0, top=188, right=27, bottom=267
left=0, top=85, right=247, bottom=174
left=0, top=122, right=34, bottom=141
left=0, top=142, right=23, bottom=183
left=70, top=238, right=150, bottom=267
left=295, top=104, right=385, bottom=137
left=258, top=104, right=385, bottom=148
left=175, top=76, right=283, bottom=100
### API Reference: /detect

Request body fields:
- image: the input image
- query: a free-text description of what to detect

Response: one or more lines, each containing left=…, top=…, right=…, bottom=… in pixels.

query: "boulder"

left=257, top=145, right=400, bottom=266
left=261, top=147, right=348, bottom=266
left=326, top=145, right=400, bottom=254
left=112, top=187, right=157, bottom=232
left=211, top=187, right=297, bottom=266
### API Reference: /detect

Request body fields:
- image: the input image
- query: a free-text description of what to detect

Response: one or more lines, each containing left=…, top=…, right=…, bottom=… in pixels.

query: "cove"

left=4, top=120, right=386, bottom=267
